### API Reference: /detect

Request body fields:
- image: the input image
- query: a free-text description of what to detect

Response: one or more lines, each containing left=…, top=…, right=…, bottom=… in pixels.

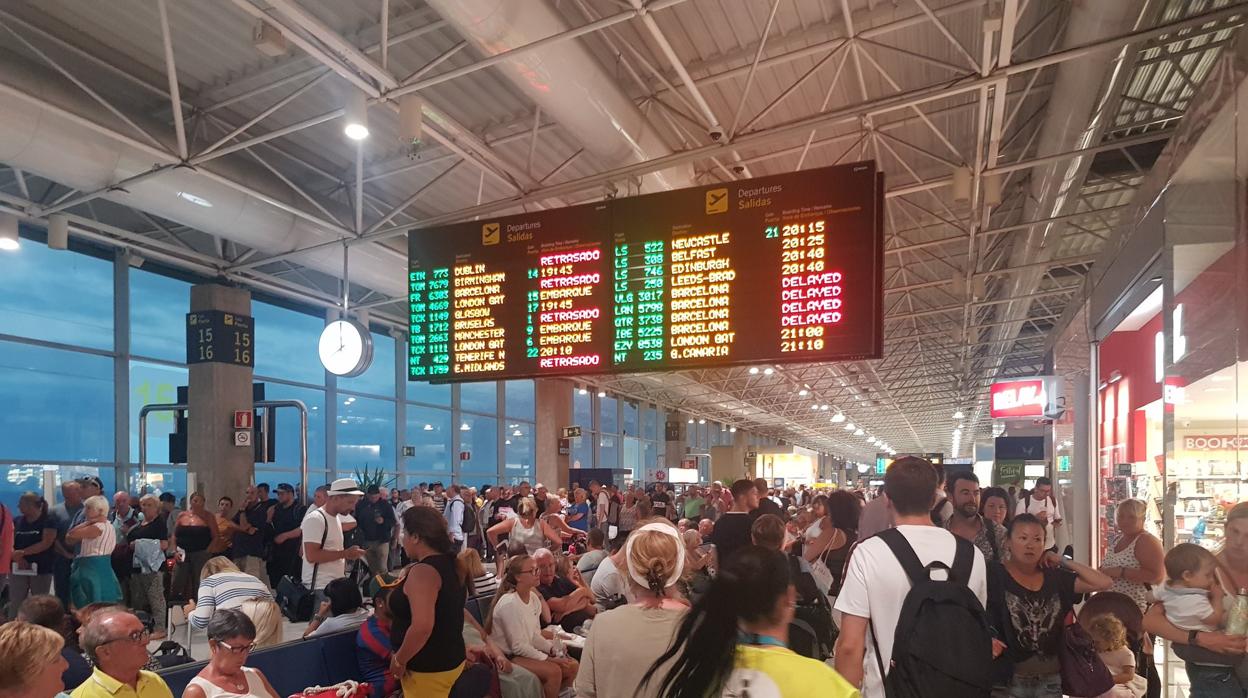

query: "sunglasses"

left=215, top=639, right=256, bottom=654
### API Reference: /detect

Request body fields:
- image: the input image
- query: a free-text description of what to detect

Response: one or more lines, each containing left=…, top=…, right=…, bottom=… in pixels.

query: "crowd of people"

left=4, top=461, right=1248, bottom=697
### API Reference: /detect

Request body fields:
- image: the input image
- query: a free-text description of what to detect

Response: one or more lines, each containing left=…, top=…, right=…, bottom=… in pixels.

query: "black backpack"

left=448, top=498, right=473, bottom=536
left=869, top=528, right=993, bottom=698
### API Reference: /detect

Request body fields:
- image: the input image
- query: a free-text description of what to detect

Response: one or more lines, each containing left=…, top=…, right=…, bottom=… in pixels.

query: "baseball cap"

left=275, top=483, right=295, bottom=493
left=328, top=478, right=365, bottom=496
left=76, top=475, right=103, bottom=490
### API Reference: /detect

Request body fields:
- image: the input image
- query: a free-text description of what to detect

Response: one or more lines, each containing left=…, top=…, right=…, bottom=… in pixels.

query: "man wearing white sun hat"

left=300, top=478, right=366, bottom=606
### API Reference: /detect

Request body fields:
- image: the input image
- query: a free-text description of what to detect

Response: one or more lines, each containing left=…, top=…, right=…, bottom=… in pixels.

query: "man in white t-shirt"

left=834, top=457, right=988, bottom=698
left=301, top=478, right=366, bottom=604
left=1015, top=476, right=1063, bottom=550
left=589, top=480, right=610, bottom=532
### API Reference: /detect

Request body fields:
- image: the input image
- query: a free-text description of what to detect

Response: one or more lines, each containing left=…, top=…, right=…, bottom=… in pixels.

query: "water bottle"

left=1226, top=589, right=1248, bottom=636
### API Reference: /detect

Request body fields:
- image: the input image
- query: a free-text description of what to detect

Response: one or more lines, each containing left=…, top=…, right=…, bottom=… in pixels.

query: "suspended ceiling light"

left=831, top=412, right=846, bottom=423
left=729, top=426, right=737, bottom=433
left=853, top=428, right=865, bottom=436
left=512, top=429, right=523, bottom=436
left=343, top=90, right=370, bottom=140
left=460, top=423, right=471, bottom=431
left=820, top=404, right=829, bottom=411
left=810, top=405, right=818, bottom=411
left=423, top=424, right=433, bottom=431
left=867, top=437, right=877, bottom=444
left=763, top=367, right=774, bottom=375
left=687, top=418, right=694, bottom=424
left=798, top=389, right=808, bottom=397
left=597, top=390, right=607, bottom=398
left=952, top=410, right=965, bottom=420
left=0, top=213, right=19, bottom=251
left=578, top=387, right=588, bottom=395
left=698, top=419, right=706, bottom=424
left=748, top=367, right=759, bottom=375
left=505, top=439, right=511, bottom=445
left=844, top=423, right=855, bottom=431
left=47, top=213, right=69, bottom=250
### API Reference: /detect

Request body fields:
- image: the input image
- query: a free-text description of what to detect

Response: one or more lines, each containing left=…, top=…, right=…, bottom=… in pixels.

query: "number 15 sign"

left=187, top=311, right=255, bottom=367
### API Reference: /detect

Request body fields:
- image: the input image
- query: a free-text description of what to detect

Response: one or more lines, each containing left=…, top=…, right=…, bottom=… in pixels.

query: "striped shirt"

left=188, top=572, right=272, bottom=628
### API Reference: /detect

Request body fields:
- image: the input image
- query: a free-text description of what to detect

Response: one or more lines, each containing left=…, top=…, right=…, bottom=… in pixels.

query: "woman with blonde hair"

left=486, top=497, right=562, bottom=575
left=1098, top=498, right=1163, bottom=612
left=0, top=621, right=70, bottom=698
left=459, top=547, right=499, bottom=598
left=576, top=520, right=690, bottom=698
left=238, top=596, right=283, bottom=648
left=487, top=555, right=577, bottom=698
left=124, top=494, right=169, bottom=640
left=185, top=555, right=273, bottom=631
left=171, top=491, right=219, bottom=602
left=65, top=495, right=121, bottom=608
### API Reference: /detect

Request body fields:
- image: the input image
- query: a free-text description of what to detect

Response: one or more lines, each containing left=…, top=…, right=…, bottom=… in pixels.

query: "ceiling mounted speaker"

left=951, top=274, right=967, bottom=298
left=983, top=173, right=1003, bottom=206
left=47, top=213, right=69, bottom=250
left=252, top=21, right=288, bottom=57
left=973, top=276, right=988, bottom=299
left=952, top=165, right=972, bottom=202
left=399, top=95, right=424, bottom=156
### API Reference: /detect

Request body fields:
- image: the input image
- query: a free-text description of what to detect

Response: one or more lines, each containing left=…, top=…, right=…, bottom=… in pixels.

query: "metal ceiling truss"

left=0, top=0, right=1241, bottom=460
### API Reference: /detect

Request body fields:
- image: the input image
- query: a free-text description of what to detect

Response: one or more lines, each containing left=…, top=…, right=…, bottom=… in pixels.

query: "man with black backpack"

left=443, top=484, right=468, bottom=554
left=834, top=456, right=993, bottom=698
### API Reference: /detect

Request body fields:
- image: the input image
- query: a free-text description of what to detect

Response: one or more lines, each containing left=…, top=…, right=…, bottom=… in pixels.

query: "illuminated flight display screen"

left=408, top=160, right=883, bottom=381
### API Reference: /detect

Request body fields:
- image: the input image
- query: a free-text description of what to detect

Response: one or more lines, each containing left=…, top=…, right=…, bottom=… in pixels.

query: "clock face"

left=318, top=319, right=374, bottom=377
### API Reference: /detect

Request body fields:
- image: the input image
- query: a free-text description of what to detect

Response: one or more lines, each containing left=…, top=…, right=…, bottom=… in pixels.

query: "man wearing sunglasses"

left=72, top=610, right=173, bottom=698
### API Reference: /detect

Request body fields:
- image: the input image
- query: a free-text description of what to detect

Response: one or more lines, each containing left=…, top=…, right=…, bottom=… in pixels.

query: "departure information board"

left=408, top=160, right=883, bottom=382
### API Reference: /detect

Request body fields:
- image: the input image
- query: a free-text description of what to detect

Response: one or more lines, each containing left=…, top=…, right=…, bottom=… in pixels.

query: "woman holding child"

left=1144, top=502, right=1248, bottom=697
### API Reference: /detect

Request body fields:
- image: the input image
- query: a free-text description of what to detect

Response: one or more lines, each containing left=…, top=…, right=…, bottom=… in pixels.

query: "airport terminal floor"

left=4, top=1, right=1248, bottom=697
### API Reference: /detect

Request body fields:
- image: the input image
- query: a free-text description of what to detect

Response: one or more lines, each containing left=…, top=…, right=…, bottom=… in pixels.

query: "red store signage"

left=990, top=379, right=1048, bottom=419
left=1183, top=435, right=1248, bottom=451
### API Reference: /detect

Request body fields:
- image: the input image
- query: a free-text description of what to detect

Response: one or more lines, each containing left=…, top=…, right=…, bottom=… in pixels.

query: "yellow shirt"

left=71, top=668, right=174, bottom=698
left=729, top=645, right=862, bottom=697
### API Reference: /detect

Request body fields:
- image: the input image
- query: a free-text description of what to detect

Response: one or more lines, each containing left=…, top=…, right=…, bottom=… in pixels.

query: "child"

left=1151, top=543, right=1225, bottom=631
left=1087, top=614, right=1147, bottom=698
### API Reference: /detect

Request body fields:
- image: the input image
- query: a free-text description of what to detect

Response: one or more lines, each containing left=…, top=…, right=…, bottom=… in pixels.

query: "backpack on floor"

left=869, top=528, right=993, bottom=698
left=153, top=640, right=193, bottom=668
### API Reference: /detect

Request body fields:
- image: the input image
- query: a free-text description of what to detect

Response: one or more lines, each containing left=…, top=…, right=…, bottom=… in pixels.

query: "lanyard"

left=738, top=631, right=787, bottom=649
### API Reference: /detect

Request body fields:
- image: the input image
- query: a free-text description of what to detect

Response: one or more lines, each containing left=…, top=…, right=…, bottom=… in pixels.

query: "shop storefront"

left=1060, top=38, right=1248, bottom=696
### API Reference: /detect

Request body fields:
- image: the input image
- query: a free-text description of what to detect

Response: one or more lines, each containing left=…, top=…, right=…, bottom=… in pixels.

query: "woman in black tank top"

left=390, top=506, right=468, bottom=697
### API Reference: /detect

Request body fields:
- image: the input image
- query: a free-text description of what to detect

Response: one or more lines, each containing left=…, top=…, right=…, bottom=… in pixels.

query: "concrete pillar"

left=535, top=378, right=572, bottom=490
left=188, top=284, right=253, bottom=505
left=710, top=430, right=749, bottom=483
left=1072, top=371, right=1094, bottom=565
